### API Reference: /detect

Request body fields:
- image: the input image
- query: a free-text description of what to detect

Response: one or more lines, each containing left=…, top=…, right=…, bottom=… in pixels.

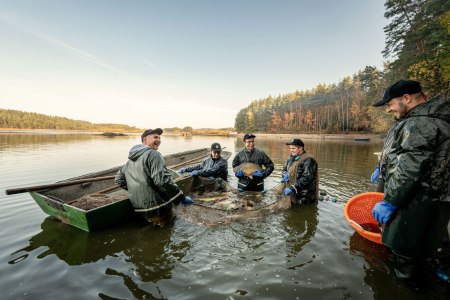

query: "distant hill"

left=0, top=109, right=141, bottom=132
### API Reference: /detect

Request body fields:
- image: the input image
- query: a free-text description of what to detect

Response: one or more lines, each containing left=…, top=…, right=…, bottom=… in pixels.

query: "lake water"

left=0, top=132, right=448, bottom=299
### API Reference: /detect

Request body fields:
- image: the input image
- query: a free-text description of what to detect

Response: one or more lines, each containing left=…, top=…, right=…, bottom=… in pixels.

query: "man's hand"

left=182, top=196, right=194, bottom=206
left=372, top=201, right=397, bottom=224
left=283, top=187, right=293, bottom=196
left=370, top=166, right=380, bottom=183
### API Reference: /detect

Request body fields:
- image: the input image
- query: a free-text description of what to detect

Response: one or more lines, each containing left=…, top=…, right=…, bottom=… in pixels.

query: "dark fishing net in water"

left=174, top=176, right=291, bottom=226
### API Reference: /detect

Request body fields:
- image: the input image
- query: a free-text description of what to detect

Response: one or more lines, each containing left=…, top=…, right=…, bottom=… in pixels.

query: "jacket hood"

left=407, top=96, right=450, bottom=123
left=128, top=144, right=150, bottom=161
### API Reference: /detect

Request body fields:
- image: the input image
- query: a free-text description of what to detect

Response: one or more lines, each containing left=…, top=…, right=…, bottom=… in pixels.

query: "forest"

left=235, top=0, right=449, bottom=134
left=0, top=109, right=140, bottom=132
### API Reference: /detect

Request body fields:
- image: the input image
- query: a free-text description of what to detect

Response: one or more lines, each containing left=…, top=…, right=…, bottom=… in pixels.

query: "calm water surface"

left=0, top=133, right=448, bottom=299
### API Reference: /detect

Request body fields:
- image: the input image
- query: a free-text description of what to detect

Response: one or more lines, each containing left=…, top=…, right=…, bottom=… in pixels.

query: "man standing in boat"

left=178, top=142, right=228, bottom=181
left=280, top=139, right=318, bottom=204
left=371, top=80, right=450, bottom=282
left=115, top=128, right=194, bottom=227
left=232, top=133, right=274, bottom=192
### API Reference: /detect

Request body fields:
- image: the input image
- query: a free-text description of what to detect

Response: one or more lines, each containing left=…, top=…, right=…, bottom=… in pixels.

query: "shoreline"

left=0, top=129, right=383, bottom=141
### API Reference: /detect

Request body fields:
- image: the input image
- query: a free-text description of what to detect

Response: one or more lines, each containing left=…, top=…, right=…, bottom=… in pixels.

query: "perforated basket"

left=344, top=192, right=383, bottom=244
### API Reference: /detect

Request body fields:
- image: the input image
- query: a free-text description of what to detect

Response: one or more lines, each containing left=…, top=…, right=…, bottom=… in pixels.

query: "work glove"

left=372, top=201, right=397, bottom=224
left=370, top=166, right=380, bottom=183
left=191, top=170, right=201, bottom=176
left=209, top=176, right=215, bottom=181
left=283, top=187, right=293, bottom=196
left=281, top=171, right=289, bottom=183
left=182, top=196, right=194, bottom=206
left=179, top=168, right=187, bottom=174
left=235, top=169, right=244, bottom=177
left=252, top=170, right=264, bottom=178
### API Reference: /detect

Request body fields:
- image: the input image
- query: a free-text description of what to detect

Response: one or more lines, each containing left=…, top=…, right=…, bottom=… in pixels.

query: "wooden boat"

left=8, top=148, right=231, bottom=232
left=354, top=137, right=370, bottom=141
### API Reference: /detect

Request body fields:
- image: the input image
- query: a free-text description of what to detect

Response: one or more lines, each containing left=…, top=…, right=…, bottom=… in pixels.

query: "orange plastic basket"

left=344, top=192, right=383, bottom=244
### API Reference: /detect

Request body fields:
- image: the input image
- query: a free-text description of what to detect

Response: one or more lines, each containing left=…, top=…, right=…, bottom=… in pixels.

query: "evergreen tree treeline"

left=0, top=109, right=140, bottom=132
left=235, top=0, right=449, bottom=134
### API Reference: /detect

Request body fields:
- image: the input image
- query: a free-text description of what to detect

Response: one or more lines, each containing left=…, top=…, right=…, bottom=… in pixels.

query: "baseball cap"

left=141, top=128, right=163, bottom=141
left=211, top=142, right=222, bottom=151
left=286, top=138, right=304, bottom=147
left=243, top=133, right=256, bottom=141
left=372, top=80, right=422, bottom=107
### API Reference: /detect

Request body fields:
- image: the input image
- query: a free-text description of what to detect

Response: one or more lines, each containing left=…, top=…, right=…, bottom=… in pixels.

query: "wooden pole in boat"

left=5, top=176, right=116, bottom=195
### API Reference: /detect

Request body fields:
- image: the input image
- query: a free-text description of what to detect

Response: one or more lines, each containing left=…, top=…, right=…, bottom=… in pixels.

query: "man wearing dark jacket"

left=281, top=139, right=318, bottom=204
left=179, top=142, right=228, bottom=181
left=115, top=128, right=193, bottom=227
left=232, top=133, right=274, bottom=192
left=371, top=80, right=450, bottom=281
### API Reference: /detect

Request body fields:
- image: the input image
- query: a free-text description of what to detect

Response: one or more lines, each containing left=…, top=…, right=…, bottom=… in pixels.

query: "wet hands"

left=182, top=196, right=194, bottom=206
left=283, top=187, right=293, bottom=196
left=370, top=166, right=380, bottom=183
left=372, top=201, right=397, bottom=224
left=281, top=171, right=289, bottom=183
left=179, top=168, right=187, bottom=174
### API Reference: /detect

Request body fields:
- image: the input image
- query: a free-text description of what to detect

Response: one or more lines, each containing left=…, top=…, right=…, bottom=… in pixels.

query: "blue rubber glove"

left=370, top=166, right=380, bottom=183
left=252, top=170, right=264, bottom=177
left=209, top=176, right=215, bottom=180
left=372, top=201, right=397, bottom=224
left=237, top=188, right=244, bottom=192
left=191, top=170, right=201, bottom=176
left=281, top=171, right=289, bottom=183
left=235, top=169, right=244, bottom=177
left=283, top=187, right=293, bottom=196
left=179, top=168, right=187, bottom=174
left=182, top=196, right=194, bottom=206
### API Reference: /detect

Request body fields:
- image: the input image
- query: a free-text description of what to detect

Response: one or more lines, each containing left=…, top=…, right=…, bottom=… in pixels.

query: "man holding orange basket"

left=371, top=80, right=450, bottom=282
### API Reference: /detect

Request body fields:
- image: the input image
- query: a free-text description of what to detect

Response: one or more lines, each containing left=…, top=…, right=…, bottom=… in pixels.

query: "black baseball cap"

left=211, top=142, right=222, bottom=151
left=372, top=80, right=422, bottom=107
left=141, top=128, right=163, bottom=141
left=286, top=138, right=304, bottom=147
left=243, top=133, right=256, bottom=141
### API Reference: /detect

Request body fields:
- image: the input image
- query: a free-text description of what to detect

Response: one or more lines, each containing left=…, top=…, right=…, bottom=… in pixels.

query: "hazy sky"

left=0, top=0, right=387, bottom=129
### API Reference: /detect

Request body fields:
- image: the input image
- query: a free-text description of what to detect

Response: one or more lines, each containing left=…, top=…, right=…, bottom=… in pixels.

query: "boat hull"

left=29, top=148, right=231, bottom=231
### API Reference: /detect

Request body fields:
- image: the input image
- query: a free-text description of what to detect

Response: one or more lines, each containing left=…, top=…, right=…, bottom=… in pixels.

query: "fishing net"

left=174, top=176, right=291, bottom=226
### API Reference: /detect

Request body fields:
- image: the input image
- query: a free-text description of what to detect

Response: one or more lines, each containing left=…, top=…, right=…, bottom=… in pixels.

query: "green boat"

left=9, top=148, right=232, bottom=232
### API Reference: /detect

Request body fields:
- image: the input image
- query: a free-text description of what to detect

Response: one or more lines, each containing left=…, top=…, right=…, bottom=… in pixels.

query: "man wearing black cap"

left=178, top=142, right=228, bottom=181
left=371, top=79, right=450, bottom=282
left=280, top=138, right=318, bottom=204
left=115, top=128, right=194, bottom=227
left=232, top=133, right=274, bottom=192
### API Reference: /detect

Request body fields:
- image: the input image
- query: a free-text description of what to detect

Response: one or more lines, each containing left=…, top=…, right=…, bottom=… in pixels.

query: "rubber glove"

left=191, top=170, right=201, bottom=176
left=252, top=170, right=264, bottom=177
left=179, top=168, right=187, bottom=174
left=281, top=171, right=289, bottom=183
left=209, top=176, right=215, bottom=181
left=235, top=169, right=244, bottom=177
left=237, top=188, right=244, bottom=192
left=182, top=196, right=194, bottom=206
left=283, top=187, right=293, bottom=196
left=372, top=201, right=397, bottom=224
left=370, top=166, right=380, bottom=183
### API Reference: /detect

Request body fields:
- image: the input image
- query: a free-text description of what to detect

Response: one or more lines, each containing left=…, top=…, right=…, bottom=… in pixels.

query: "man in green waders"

left=371, top=80, right=450, bottom=283
left=280, top=139, right=318, bottom=205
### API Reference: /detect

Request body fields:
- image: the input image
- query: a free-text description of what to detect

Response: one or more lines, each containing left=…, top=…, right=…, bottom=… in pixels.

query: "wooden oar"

left=5, top=176, right=116, bottom=195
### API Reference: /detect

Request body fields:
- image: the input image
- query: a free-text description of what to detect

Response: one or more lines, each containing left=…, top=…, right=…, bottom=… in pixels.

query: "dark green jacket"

left=115, top=145, right=184, bottom=214
left=382, top=96, right=450, bottom=257
left=232, top=148, right=274, bottom=191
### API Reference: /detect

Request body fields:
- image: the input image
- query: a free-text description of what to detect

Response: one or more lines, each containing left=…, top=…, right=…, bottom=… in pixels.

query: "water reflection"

left=9, top=217, right=193, bottom=299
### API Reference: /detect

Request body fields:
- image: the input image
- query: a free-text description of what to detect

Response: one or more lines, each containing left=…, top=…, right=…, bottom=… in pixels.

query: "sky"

left=0, top=0, right=387, bottom=129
